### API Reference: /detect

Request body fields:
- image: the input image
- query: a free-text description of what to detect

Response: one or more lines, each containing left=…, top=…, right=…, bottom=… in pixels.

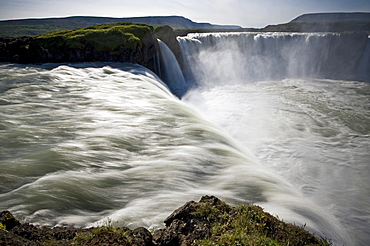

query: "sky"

left=0, top=0, right=369, bottom=28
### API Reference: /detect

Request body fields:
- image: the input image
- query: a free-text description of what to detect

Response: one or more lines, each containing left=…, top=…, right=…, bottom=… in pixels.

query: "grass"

left=33, top=22, right=154, bottom=54
left=72, top=218, right=132, bottom=245
left=72, top=226, right=132, bottom=245
left=193, top=203, right=331, bottom=246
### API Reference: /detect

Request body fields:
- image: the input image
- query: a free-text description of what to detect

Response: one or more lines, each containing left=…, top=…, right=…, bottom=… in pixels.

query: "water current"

left=0, top=32, right=369, bottom=245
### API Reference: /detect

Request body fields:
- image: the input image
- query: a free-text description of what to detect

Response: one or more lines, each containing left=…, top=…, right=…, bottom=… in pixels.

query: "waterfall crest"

left=178, top=32, right=370, bottom=87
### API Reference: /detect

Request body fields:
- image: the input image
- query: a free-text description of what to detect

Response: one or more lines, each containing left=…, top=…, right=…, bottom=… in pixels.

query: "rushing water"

left=0, top=32, right=369, bottom=245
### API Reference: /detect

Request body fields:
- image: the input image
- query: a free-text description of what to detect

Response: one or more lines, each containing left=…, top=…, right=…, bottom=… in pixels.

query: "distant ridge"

left=291, top=12, right=370, bottom=23
left=263, top=12, right=370, bottom=33
left=0, top=16, right=241, bottom=37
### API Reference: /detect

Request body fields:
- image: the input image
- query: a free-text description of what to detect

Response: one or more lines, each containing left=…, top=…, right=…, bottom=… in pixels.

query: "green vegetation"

left=193, top=203, right=331, bottom=246
left=73, top=226, right=132, bottom=245
left=34, top=22, right=154, bottom=53
left=0, top=223, right=6, bottom=231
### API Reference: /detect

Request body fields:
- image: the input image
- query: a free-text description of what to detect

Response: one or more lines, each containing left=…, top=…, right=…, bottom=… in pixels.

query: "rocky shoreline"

left=0, top=196, right=330, bottom=246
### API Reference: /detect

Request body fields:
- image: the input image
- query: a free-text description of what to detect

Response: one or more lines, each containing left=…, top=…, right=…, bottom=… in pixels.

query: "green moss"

left=191, top=202, right=224, bottom=222
left=34, top=22, right=154, bottom=53
left=195, top=204, right=331, bottom=246
left=0, top=222, right=6, bottom=231
left=73, top=226, right=131, bottom=245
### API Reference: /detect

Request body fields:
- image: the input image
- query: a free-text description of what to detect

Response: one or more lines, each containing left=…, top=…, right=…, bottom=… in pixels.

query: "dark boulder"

left=153, top=195, right=229, bottom=246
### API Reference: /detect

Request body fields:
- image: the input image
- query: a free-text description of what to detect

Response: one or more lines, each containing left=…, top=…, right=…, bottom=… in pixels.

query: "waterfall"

left=178, top=32, right=370, bottom=87
left=157, top=39, right=189, bottom=98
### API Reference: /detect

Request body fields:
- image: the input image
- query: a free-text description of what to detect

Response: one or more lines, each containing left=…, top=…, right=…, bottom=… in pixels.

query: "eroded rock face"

left=0, top=33, right=158, bottom=70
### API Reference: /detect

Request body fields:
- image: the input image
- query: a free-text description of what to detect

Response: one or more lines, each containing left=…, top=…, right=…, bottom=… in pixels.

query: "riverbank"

left=0, top=196, right=330, bottom=246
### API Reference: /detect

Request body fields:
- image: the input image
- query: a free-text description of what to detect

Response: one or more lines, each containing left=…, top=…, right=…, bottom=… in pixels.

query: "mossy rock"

left=0, top=222, right=6, bottom=231
left=0, top=211, right=20, bottom=231
left=154, top=196, right=331, bottom=246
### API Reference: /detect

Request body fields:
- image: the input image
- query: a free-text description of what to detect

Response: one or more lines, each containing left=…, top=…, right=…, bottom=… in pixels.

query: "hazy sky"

left=1, top=0, right=369, bottom=27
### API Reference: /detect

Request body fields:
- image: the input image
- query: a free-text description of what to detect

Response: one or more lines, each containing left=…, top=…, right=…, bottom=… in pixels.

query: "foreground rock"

left=0, top=196, right=331, bottom=246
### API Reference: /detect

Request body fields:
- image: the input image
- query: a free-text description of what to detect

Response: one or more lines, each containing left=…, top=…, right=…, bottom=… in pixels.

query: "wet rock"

left=131, top=227, right=154, bottom=246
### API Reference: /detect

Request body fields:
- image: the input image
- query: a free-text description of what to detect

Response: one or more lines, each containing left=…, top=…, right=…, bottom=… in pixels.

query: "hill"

left=263, top=12, right=370, bottom=32
left=0, top=16, right=241, bottom=37
left=291, top=12, right=370, bottom=23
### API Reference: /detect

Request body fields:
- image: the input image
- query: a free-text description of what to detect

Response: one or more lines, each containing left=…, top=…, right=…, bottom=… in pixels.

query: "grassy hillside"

left=34, top=22, right=154, bottom=52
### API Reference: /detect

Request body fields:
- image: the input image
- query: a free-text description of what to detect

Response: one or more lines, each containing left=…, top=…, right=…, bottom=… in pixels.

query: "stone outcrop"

left=152, top=196, right=220, bottom=245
